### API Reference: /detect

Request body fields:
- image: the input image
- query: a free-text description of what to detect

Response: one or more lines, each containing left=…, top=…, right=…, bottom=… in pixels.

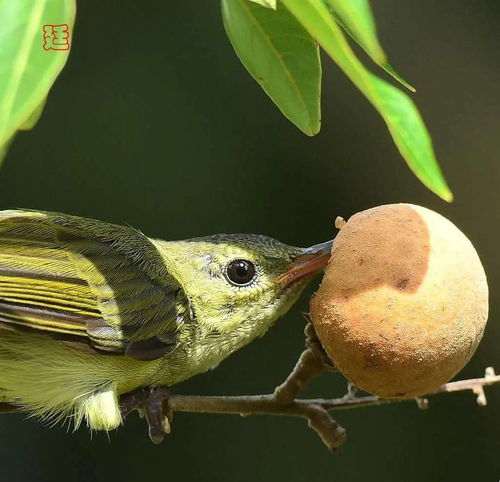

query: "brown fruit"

left=310, top=204, right=488, bottom=398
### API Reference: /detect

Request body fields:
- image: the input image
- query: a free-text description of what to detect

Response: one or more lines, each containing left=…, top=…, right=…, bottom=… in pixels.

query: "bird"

left=0, top=209, right=331, bottom=441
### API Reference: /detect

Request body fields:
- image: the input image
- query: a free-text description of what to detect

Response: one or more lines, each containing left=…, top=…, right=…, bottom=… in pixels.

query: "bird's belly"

left=0, top=330, right=162, bottom=404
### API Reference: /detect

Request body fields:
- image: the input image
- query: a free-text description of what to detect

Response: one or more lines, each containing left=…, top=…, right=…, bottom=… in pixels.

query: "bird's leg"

left=143, top=387, right=172, bottom=444
left=119, top=387, right=147, bottom=417
left=119, top=386, right=172, bottom=444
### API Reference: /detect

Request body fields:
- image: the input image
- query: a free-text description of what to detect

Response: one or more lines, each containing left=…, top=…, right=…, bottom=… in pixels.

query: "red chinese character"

left=42, top=24, right=70, bottom=51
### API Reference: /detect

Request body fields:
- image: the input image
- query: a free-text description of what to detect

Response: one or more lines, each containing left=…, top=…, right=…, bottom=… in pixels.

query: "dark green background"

left=1, top=0, right=499, bottom=480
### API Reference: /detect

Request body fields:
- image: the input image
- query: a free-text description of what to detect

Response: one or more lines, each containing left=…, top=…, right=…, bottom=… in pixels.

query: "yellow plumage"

left=0, top=209, right=325, bottom=436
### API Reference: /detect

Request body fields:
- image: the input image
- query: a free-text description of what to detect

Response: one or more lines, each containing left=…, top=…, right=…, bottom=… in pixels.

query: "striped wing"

left=0, top=210, right=182, bottom=360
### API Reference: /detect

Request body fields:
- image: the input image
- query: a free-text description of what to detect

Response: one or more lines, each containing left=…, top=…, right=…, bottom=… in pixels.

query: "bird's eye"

left=225, top=259, right=256, bottom=286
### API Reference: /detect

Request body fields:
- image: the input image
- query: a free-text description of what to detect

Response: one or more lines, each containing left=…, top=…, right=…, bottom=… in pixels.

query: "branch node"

left=473, top=385, right=487, bottom=406
left=343, top=382, right=360, bottom=401
left=335, top=216, right=346, bottom=229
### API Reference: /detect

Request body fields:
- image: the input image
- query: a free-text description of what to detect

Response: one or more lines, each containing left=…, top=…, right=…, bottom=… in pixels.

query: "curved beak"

left=277, top=240, right=333, bottom=287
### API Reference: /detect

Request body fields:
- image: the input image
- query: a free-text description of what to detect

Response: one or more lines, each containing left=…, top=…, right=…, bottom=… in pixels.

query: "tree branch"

left=150, top=322, right=500, bottom=449
left=164, top=367, right=500, bottom=451
left=158, top=322, right=500, bottom=450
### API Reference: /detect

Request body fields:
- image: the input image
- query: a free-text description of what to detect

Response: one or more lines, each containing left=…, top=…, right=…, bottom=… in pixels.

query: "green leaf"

left=281, top=0, right=453, bottom=201
left=0, top=0, right=76, bottom=149
left=19, top=97, right=47, bottom=130
left=326, top=0, right=385, bottom=64
left=0, top=97, right=46, bottom=166
left=249, top=0, right=276, bottom=9
left=0, top=136, right=15, bottom=167
left=382, top=62, right=415, bottom=93
left=325, top=0, right=415, bottom=92
left=367, top=74, right=450, bottom=199
left=222, top=0, right=321, bottom=136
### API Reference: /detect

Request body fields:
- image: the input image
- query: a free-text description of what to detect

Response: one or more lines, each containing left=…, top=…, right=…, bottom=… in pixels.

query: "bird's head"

left=155, top=234, right=332, bottom=337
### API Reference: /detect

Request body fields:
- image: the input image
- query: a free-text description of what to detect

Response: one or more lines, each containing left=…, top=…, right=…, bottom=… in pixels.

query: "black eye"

left=226, top=259, right=256, bottom=286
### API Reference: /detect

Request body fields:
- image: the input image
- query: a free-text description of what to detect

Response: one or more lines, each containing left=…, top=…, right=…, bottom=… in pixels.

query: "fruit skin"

left=310, top=204, right=489, bottom=398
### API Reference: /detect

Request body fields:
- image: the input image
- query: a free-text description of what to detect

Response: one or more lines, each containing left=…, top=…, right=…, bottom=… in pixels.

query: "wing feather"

left=0, top=210, right=183, bottom=360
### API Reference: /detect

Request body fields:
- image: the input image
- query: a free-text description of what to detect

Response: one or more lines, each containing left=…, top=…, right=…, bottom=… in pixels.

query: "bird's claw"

left=119, top=386, right=172, bottom=444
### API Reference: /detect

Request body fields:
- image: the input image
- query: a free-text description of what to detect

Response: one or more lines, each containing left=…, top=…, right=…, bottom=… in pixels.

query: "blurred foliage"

left=222, top=0, right=321, bottom=135
left=325, top=0, right=415, bottom=91
left=223, top=0, right=451, bottom=200
left=0, top=0, right=451, bottom=199
left=0, top=0, right=75, bottom=162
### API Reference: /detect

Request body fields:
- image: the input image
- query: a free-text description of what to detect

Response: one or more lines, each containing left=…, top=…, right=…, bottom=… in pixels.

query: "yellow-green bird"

left=0, top=209, right=331, bottom=441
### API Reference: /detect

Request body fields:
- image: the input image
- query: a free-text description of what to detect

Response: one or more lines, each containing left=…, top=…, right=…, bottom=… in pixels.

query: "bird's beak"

left=277, top=240, right=333, bottom=287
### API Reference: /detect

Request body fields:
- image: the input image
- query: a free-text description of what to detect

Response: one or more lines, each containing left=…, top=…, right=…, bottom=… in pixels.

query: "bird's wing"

left=0, top=209, right=183, bottom=361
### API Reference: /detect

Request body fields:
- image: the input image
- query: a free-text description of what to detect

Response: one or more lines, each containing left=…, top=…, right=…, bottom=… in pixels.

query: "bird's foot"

left=119, top=386, right=172, bottom=444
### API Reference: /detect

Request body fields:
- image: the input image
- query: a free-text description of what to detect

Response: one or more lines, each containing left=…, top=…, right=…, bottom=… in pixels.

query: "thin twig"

left=165, top=367, right=500, bottom=450
left=161, top=324, right=500, bottom=450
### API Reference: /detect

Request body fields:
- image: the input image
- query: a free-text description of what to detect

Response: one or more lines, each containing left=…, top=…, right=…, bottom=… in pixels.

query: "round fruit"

left=310, top=204, right=488, bottom=398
